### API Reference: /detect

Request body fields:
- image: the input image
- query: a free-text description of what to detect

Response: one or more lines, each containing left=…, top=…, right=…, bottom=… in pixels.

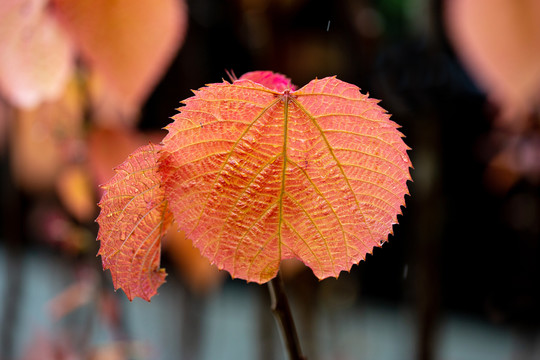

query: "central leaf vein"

left=277, top=94, right=289, bottom=261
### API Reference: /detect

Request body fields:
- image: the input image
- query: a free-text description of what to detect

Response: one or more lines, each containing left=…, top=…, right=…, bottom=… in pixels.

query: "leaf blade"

left=160, top=74, right=411, bottom=283
left=160, top=79, right=284, bottom=281
left=283, top=77, right=411, bottom=277
left=97, top=144, right=173, bottom=301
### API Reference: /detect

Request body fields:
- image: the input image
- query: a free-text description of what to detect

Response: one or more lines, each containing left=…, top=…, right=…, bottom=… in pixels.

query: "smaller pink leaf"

left=239, top=71, right=297, bottom=92
left=96, top=144, right=173, bottom=301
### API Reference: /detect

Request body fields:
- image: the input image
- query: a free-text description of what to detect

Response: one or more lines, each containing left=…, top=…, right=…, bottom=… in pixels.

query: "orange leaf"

left=159, top=75, right=412, bottom=283
left=445, top=0, right=540, bottom=120
left=97, top=144, right=173, bottom=301
left=52, top=0, right=188, bottom=117
left=10, top=76, right=84, bottom=192
left=56, top=164, right=96, bottom=222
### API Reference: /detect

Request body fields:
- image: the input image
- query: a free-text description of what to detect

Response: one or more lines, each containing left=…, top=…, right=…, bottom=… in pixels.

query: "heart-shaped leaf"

left=159, top=75, right=411, bottom=283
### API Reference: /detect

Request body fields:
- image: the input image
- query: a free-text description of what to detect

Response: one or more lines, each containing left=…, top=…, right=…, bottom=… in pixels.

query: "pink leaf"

left=159, top=74, right=412, bottom=283
left=0, top=0, right=73, bottom=108
left=97, top=144, right=173, bottom=301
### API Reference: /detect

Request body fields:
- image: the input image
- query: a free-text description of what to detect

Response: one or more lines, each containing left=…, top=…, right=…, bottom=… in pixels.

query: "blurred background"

left=1, top=0, right=540, bottom=359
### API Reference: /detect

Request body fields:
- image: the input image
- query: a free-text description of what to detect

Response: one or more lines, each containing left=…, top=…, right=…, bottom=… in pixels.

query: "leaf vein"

left=291, top=97, right=376, bottom=246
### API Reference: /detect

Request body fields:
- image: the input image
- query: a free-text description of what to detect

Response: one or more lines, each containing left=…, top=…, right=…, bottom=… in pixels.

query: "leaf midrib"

left=277, top=93, right=289, bottom=264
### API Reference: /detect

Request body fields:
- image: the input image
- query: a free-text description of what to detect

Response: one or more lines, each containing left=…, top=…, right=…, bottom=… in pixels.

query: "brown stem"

left=267, top=272, right=306, bottom=360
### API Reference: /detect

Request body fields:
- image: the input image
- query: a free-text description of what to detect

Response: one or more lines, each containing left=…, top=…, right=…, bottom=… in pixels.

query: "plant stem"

left=267, top=272, right=306, bottom=360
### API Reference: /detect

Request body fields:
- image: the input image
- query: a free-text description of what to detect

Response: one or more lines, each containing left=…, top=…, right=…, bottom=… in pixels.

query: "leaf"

left=10, top=76, right=84, bottom=192
left=0, top=0, right=73, bottom=108
left=47, top=271, right=96, bottom=320
left=159, top=75, right=412, bottom=283
left=96, top=144, right=173, bottom=301
left=52, top=0, right=188, bottom=118
left=56, top=164, right=96, bottom=223
left=239, top=71, right=297, bottom=92
left=445, top=0, right=540, bottom=121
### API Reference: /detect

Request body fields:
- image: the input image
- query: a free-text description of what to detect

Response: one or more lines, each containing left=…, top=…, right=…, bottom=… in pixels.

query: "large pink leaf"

left=97, top=144, right=173, bottom=301
left=159, top=75, right=412, bottom=283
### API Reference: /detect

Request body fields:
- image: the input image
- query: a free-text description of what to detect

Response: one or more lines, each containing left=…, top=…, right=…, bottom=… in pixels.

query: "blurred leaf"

left=445, top=0, right=540, bottom=121
left=0, top=0, right=73, bottom=108
left=484, top=131, right=540, bottom=192
left=46, top=270, right=97, bottom=320
left=9, top=76, right=84, bottom=191
left=56, top=164, right=96, bottom=222
left=52, top=0, right=188, bottom=120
